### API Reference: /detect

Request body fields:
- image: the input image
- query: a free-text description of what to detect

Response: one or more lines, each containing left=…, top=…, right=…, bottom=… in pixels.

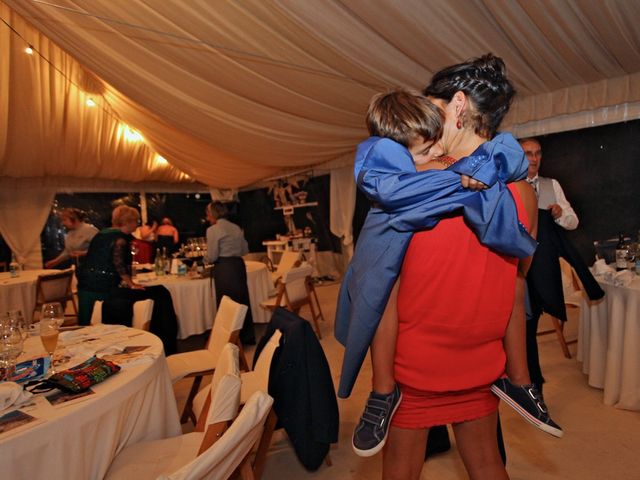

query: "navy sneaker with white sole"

left=352, top=383, right=402, bottom=457
left=491, top=377, right=563, bottom=438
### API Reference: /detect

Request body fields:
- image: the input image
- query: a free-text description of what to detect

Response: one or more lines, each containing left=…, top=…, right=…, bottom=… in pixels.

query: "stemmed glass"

left=8, top=309, right=29, bottom=341
left=40, top=316, right=60, bottom=376
left=0, top=316, right=24, bottom=381
left=42, top=302, right=65, bottom=328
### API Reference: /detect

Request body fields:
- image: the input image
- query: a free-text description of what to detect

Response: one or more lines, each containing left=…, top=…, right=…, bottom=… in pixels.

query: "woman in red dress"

left=382, top=54, right=538, bottom=479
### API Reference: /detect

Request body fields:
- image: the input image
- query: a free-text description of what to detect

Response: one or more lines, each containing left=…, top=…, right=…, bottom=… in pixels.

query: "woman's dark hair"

left=423, top=53, right=515, bottom=139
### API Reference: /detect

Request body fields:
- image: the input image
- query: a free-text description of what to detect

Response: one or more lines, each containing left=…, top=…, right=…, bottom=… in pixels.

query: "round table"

left=578, top=275, right=640, bottom=410
left=0, top=325, right=181, bottom=480
left=0, top=269, right=59, bottom=322
left=243, top=261, right=274, bottom=324
left=138, top=274, right=215, bottom=339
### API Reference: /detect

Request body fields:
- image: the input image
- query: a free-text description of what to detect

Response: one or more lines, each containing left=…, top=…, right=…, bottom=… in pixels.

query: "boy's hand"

left=461, top=175, right=488, bottom=191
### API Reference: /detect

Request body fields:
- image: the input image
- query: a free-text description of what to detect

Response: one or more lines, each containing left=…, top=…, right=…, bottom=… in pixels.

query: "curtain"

left=329, top=166, right=355, bottom=261
left=0, top=186, right=55, bottom=268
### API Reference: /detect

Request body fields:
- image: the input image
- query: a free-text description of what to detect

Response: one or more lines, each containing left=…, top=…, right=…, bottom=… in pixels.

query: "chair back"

left=207, top=296, right=248, bottom=358
left=162, top=391, right=274, bottom=480
left=34, top=269, right=75, bottom=314
left=252, top=329, right=282, bottom=392
left=273, top=250, right=302, bottom=281
left=132, top=300, right=154, bottom=331
left=90, top=299, right=154, bottom=331
left=282, top=264, right=314, bottom=306
left=208, top=343, right=240, bottom=412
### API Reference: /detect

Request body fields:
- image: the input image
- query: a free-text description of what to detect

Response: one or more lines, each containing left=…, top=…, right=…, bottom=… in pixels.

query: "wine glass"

left=40, top=317, right=60, bottom=376
left=42, top=302, right=65, bottom=328
left=0, top=320, right=24, bottom=381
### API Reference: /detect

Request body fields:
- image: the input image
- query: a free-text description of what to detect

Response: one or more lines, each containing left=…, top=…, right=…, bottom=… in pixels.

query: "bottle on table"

left=9, top=253, right=20, bottom=278
left=154, top=248, right=165, bottom=276
left=615, top=233, right=628, bottom=271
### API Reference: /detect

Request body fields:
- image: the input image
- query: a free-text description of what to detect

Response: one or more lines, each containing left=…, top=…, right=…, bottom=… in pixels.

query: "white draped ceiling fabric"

left=4, top=0, right=640, bottom=191
left=2, top=0, right=640, bottom=266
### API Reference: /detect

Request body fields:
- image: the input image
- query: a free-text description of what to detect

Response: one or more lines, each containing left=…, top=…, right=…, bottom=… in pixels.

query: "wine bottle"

left=615, top=233, right=627, bottom=271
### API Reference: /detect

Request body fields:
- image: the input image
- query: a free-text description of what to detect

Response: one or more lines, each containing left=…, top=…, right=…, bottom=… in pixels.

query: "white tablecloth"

left=577, top=276, right=640, bottom=411
left=0, top=325, right=181, bottom=480
left=0, top=269, right=59, bottom=322
left=139, top=260, right=274, bottom=339
left=139, top=274, right=215, bottom=340
left=243, top=261, right=274, bottom=324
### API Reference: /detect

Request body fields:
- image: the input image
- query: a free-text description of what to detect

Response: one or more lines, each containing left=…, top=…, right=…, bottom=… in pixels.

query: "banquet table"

left=0, top=325, right=181, bottom=480
left=138, top=260, right=274, bottom=339
left=577, top=275, right=640, bottom=411
left=0, top=269, right=59, bottom=322
left=242, top=260, right=274, bottom=324
left=138, top=273, right=215, bottom=340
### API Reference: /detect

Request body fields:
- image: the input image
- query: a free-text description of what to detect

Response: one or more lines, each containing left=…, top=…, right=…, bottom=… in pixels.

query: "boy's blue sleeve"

left=451, top=132, right=528, bottom=184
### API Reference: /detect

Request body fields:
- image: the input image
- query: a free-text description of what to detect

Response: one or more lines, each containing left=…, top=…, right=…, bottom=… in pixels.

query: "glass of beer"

left=40, top=317, right=60, bottom=375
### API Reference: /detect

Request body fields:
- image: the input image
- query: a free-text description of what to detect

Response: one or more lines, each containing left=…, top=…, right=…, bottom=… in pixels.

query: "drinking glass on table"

left=0, top=319, right=24, bottom=381
left=8, top=309, right=28, bottom=341
left=40, top=317, right=60, bottom=376
left=42, top=302, right=65, bottom=328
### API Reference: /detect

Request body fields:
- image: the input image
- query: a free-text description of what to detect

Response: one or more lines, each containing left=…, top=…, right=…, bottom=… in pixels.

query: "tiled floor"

left=173, top=282, right=640, bottom=479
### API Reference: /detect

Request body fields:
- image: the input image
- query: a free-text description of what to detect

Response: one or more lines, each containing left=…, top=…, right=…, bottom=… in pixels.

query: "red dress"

left=393, top=182, right=529, bottom=428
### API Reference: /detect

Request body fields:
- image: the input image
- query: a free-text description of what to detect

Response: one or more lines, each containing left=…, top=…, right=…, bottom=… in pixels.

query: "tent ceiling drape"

left=2, top=0, right=640, bottom=188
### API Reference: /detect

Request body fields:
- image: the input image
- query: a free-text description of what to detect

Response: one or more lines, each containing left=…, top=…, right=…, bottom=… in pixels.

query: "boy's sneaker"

left=491, top=377, right=563, bottom=438
left=352, top=384, right=402, bottom=457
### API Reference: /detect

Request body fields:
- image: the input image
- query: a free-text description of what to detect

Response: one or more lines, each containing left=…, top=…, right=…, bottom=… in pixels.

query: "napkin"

left=593, top=258, right=615, bottom=275
left=614, top=270, right=635, bottom=287
left=0, top=382, right=33, bottom=414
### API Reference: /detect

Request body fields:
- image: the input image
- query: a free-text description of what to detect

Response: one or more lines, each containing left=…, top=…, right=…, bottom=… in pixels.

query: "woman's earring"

left=456, top=118, right=462, bottom=129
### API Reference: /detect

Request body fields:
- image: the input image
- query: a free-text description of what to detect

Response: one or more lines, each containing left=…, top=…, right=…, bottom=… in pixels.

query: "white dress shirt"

left=205, top=218, right=249, bottom=263
left=528, top=175, right=579, bottom=230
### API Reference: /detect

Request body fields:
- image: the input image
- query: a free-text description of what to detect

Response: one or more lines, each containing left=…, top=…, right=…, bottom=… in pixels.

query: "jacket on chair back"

left=254, top=307, right=339, bottom=471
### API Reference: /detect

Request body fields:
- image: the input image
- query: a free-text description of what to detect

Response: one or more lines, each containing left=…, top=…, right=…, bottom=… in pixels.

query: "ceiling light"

left=25, top=45, right=34, bottom=55
left=86, top=98, right=96, bottom=107
left=155, top=155, right=168, bottom=166
left=118, top=124, right=144, bottom=142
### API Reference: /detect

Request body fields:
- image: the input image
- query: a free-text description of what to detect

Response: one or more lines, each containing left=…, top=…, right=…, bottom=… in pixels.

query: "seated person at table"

left=45, top=208, right=98, bottom=269
left=77, top=205, right=178, bottom=354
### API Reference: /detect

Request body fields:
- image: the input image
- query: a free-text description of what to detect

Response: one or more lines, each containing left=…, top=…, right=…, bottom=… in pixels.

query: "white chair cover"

left=167, top=296, right=247, bottom=383
left=271, top=250, right=301, bottom=283
left=105, top=373, right=254, bottom=480
left=90, top=299, right=154, bottom=331
left=162, top=391, right=273, bottom=480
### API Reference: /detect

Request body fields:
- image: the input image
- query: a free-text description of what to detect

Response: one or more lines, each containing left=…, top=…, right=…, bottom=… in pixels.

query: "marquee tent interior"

left=2, top=0, right=640, bottom=267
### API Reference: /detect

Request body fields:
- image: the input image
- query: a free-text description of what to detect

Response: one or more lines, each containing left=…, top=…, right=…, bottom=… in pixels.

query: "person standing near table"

left=205, top=202, right=255, bottom=344
left=520, top=137, right=603, bottom=393
left=45, top=208, right=98, bottom=269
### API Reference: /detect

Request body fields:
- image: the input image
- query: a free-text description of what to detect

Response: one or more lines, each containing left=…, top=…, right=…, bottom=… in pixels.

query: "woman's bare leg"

left=452, top=412, right=509, bottom=480
left=382, top=425, right=428, bottom=480
left=371, top=280, right=399, bottom=393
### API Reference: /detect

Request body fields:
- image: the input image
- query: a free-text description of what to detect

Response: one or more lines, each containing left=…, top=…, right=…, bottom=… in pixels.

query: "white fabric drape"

left=3, top=0, right=640, bottom=189
left=329, top=166, right=356, bottom=260
left=0, top=186, right=55, bottom=268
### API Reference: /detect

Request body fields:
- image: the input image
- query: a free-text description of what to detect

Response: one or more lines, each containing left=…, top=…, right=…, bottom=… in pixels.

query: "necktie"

left=527, top=177, right=539, bottom=197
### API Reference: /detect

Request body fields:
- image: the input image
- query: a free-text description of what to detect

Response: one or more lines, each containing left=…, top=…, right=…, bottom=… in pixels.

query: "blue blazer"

left=335, top=133, right=536, bottom=398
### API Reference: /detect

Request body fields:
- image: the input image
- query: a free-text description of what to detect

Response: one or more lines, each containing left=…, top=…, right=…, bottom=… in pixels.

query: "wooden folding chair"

left=33, top=269, right=78, bottom=325
left=167, top=296, right=249, bottom=425
left=260, top=264, right=325, bottom=338
left=537, top=260, right=581, bottom=359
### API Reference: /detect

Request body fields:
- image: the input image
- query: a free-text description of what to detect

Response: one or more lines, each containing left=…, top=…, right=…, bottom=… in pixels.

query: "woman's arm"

left=113, top=238, right=143, bottom=289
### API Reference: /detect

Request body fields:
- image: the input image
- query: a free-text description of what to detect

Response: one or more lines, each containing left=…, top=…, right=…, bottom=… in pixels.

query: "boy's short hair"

left=366, top=88, right=443, bottom=147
